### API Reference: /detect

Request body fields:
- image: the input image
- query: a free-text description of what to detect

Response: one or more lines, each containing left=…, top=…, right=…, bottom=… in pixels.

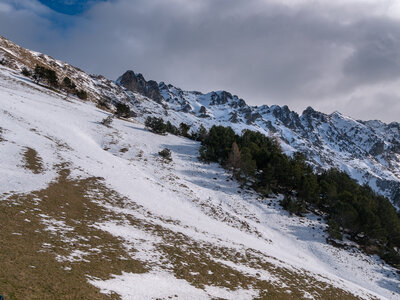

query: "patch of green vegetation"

left=33, top=65, right=58, bottom=88
left=144, top=116, right=195, bottom=139
left=115, top=103, right=130, bottom=118
left=28, top=65, right=89, bottom=100
left=158, top=148, right=172, bottom=161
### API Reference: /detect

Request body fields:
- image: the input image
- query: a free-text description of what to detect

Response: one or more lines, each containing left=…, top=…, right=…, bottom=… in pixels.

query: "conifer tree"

left=196, top=124, right=208, bottom=142
left=179, top=122, right=191, bottom=137
left=227, top=142, right=241, bottom=176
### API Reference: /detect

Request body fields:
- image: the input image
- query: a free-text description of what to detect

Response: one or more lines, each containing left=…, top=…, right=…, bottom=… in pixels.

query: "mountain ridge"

left=117, top=69, right=400, bottom=207
left=1, top=35, right=400, bottom=207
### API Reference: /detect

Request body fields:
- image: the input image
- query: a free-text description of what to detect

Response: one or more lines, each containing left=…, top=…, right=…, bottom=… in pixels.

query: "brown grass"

left=121, top=214, right=362, bottom=299
left=119, top=147, right=128, bottom=153
left=0, top=167, right=146, bottom=299
left=22, top=147, right=43, bottom=174
left=0, top=162, right=366, bottom=299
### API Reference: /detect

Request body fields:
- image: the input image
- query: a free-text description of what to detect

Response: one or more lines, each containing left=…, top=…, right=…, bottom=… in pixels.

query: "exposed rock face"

left=199, top=106, right=209, bottom=118
left=370, top=141, right=385, bottom=156
left=229, top=112, right=240, bottom=123
left=118, top=70, right=162, bottom=103
left=210, top=91, right=232, bottom=106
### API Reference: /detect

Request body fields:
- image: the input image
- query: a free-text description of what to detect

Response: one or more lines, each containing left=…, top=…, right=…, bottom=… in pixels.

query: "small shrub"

left=76, top=89, right=88, bottom=100
left=115, top=102, right=131, bottom=118
left=101, top=115, right=113, bottom=127
left=158, top=148, right=172, bottom=161
left=62, top=77, right=76, bottom=90
left=21, top=67, right=31, bottom=77
left=179, top=122, right=191, bottom=137
left=98, top=98, right=111, bottom=109
left=33, top=65, right=58, bottom=87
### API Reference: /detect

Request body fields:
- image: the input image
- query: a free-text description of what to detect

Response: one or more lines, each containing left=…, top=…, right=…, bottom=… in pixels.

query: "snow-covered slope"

left=0, top=35, right=130, bottom=105
left=1, top=62, right=399, bottom=298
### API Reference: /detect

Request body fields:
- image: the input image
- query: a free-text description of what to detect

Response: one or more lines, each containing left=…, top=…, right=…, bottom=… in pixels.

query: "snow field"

left=0, top=67, right=399, bottom=299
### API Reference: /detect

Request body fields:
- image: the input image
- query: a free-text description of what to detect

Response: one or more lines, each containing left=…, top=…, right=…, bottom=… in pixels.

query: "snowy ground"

left=0, top=66, right=399, bottom=299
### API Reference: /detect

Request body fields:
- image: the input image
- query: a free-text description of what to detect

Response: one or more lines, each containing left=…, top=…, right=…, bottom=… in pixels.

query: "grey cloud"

left=1, top=0, right=400, bottom=122
left=342, top=19, right=400, bottom=85
left=340, top=91, right=400, bottom=123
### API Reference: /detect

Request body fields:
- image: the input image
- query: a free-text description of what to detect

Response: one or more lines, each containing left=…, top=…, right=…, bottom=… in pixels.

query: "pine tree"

left=226, top=142, right=241, bottom=176
left=145, top=116, right=167, bottom=135
left=76, top=90, right=88, bottom=100
left=166, top=121, right=178, bottom=135
left=179, top=122, right=191, bottom=137
left=196, top=124, right=208, bottom=142
left=33, top=65, right=58, bottom=87
left=240, top=147, right=257, bottom=178
left=63, top=77, right=77, bottom=90
left=33, top=65, right=45, bottom=83
left=21, top=67, right=31, bottom=77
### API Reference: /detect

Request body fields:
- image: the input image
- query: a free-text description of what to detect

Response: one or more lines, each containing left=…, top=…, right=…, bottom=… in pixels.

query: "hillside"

left=2, top=35, right=400, bottom=207
left=0, top=53, right=400, bottom=298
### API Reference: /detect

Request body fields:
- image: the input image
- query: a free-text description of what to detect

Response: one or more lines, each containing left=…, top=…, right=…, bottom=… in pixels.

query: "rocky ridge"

left=118, top=70, right=400, bottom=206
left=2, top=35, right=400, bottom=206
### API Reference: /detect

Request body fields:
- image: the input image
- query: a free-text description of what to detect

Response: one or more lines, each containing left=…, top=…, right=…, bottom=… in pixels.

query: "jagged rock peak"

left=117, top=70, right=162, bottom=103
left=330, top=110, right=343, bottom=117
left=302, top=106, right=315, bottom=115
left=301, top=106, right=327, bottom=122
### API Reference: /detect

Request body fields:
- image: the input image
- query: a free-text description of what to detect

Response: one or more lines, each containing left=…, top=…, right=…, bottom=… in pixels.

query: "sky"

left=1, top=0, right=400, bottom=123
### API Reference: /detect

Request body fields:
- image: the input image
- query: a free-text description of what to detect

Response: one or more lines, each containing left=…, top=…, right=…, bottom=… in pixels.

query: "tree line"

left=22, top=65, right=87, bottom=100
left=199, top=125, right=400, bottom=268
left=144, top=116, right=207, bottom=141
left=125, top=110, right=400, bottom=268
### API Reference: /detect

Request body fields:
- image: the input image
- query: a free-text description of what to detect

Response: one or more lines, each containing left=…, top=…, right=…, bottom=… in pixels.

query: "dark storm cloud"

left=342, top=19, right=400, bottom=85
left=1, top=0, right=400, bottom=122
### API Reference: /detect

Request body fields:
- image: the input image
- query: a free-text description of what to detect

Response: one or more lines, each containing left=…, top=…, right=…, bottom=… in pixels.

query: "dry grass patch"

left=119, top=147, right=128, bottom=153
left=22, top=147, right=43, bottom=174
left=0, top=167, right=147, bottom=300
left=120, top=215, right=361, bottom=299
left=0, top=159, right=371, bottom=299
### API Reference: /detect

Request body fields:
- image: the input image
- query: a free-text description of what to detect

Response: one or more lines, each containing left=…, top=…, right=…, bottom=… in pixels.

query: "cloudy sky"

left=1, top=0, right=400, bottom=122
